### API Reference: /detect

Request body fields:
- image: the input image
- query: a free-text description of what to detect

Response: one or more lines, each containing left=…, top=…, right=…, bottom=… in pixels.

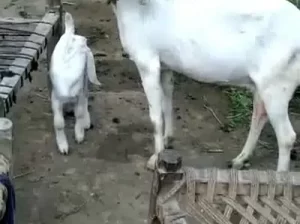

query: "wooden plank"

left=0, top=23, right=36, bottom=69
left=0, top=11, right=59, bottom=115
left=0, top=18, right=50, bottom=24
left=160, top=198, right=187, bottom=224
left=193, top=168, right=300, bottom=197
left=193, top=169, right=300, bottom=186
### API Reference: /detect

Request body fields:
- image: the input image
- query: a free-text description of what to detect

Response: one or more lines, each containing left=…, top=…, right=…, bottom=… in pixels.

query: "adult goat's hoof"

left=227, top=159, right=250, bottom=170
left=146, top=154, right=158, bottom=171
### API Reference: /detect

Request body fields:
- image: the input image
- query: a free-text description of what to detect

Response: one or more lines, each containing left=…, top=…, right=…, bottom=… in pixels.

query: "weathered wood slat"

left=194, top=168, right=300, bottom=197
left=0, top=18, right=53, bottom=24
left=193, top=168, right=300, bottom=185
left=0, top=11, right=60, bottom=115
left=151, top=150, right=300, bottom=224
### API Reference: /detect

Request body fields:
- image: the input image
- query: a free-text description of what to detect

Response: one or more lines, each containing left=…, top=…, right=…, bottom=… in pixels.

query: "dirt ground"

left=1, top=0, right=300, bottom=223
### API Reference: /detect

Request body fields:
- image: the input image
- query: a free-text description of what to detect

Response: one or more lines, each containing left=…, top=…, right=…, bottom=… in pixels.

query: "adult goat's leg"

left=261, top=84, right=296, bottom=171
left=161, top=70, right=174, bottom=149
left=51, top=92, right=69, bottom=154
left=229, top=92, right=268, bottom=169
left=136, top=56, right=164, bottom=170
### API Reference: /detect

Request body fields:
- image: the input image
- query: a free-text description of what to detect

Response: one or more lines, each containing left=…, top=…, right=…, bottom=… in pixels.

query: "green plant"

left=223, top=87, right=252, bottom=130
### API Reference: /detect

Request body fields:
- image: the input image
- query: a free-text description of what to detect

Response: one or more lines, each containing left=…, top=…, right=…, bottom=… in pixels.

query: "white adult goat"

left=50, top=12, right=101, bottom=154
left=110, top=0, right=300, bottom=171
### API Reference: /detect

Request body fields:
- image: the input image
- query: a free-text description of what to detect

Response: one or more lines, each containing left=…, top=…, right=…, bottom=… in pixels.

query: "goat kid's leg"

left=261, top=85, right=296, bottom=172
left=161, top=70, right=174, bottom=149
left=51, top=92, right=69, bottom=154
left=136, top=56, right=164, bottom=170
left=74, top=93, right=91, bottom=143
left=229, top=92, right=268, bottom=169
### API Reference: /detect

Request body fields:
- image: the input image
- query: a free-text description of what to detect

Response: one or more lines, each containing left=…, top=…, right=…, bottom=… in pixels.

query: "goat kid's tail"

left=86, top=48, right=102, bottom=86
left=64, top=12, right=75, bottom=34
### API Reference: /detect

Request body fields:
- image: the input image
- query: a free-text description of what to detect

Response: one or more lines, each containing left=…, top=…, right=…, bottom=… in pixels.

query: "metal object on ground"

left=149, top=150, right=300, bottom=224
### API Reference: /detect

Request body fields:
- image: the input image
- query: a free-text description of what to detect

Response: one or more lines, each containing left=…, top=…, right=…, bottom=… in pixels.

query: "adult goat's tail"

left=64, top=12, right=75, bottom=34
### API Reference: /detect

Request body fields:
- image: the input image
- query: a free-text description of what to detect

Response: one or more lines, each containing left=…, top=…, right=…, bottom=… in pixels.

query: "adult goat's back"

left=111, top=0, right=300, bottom=171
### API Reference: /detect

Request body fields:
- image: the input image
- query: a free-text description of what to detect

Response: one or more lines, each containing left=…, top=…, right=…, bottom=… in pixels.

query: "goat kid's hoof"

left=84, top=123, right=93, bottom=130
left=146, top=154, right=158, bottom=171
left=75, top=135, right=85, bottom=144
left=58, top=144, right=69, bottom=155
left=227, top=159, right=250, bottom=170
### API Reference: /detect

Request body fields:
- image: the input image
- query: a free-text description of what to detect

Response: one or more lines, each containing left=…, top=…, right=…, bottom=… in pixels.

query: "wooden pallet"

left=0, top=0, right=62, bottom=220
left=148, top=150, right=300, bottom=224
left=0, top=1, right=62, bottom=116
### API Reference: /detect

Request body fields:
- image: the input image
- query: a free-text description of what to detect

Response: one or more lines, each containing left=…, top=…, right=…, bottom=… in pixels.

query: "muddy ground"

left=1, top=0, right=300, bottom=223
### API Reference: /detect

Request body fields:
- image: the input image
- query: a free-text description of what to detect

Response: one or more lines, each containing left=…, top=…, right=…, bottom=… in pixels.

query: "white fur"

left=50, top=12, right=101, bottom=154
left=112, top=0, right=300, bottom=171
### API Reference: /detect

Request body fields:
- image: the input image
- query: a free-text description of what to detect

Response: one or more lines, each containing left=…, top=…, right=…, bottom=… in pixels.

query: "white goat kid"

left=50, top=12, right=101, bottom=154
left=111, top=0, right=300, bottom=171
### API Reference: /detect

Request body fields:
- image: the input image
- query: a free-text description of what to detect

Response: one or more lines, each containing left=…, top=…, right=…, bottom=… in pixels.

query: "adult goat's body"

left=50, top=12, right=101, bottom=154
left=111, top=0, right=300, bottom=171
